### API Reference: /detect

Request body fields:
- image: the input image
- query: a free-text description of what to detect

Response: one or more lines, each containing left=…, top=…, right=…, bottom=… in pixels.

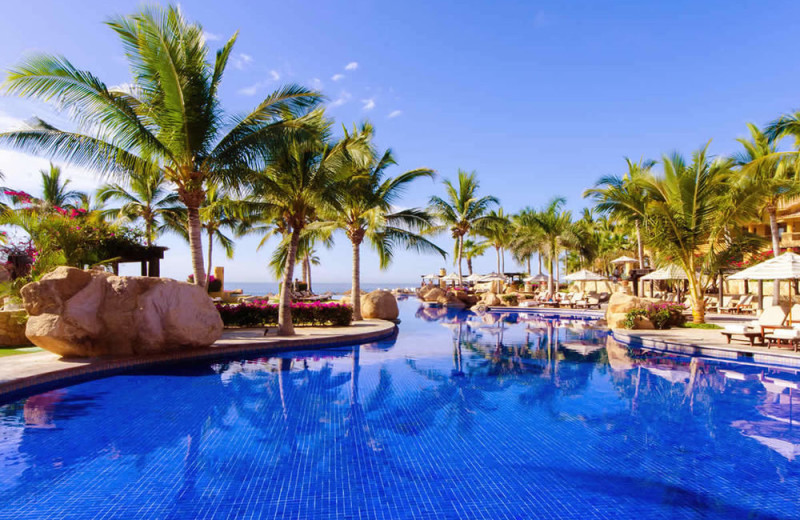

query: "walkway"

left=0, top=320, right=397, bottom=401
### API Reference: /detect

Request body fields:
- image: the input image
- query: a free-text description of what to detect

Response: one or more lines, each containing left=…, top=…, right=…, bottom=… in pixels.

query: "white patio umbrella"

left=524, top=273, right=549, bottom=283
left=640, top=265, right=688, bottom=281
left=611, top=255, right=638, bottom=264
left=440, top=272, right=462, bottom=283
left=480, top=273, right=506, bottom=282
left=564, top=269, right=608, bottom=292
left=465, top=273, right=484, bottom=283
left=729, top=252, right=800, bottom=322
left=421, top=273, right=440, bottom=280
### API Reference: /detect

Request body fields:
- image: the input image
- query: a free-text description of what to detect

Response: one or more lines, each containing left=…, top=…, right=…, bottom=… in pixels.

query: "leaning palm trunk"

left=688, top=274, right=706, bottom=324
left=278, top=228, right=301, bottom=336
left=351, top=240, right=362, bottom=321
left=769, top=207, right=781, bottom=305
left=206, top=229, right=214, bottom=287
left=467, top=258, right=473, bottom=275
left=186, top=204, right=206, bottom=288
left=635, top=220, right=644, bottom=269
left=495, top=247, right=501, bottom=274
left=456, top=235, right=464, bottom=284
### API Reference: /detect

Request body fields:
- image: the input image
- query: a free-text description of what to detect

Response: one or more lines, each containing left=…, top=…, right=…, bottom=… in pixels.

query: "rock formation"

left=360, top=290, right=399, bottom=320
left=21, top=267, right=223, bottom=358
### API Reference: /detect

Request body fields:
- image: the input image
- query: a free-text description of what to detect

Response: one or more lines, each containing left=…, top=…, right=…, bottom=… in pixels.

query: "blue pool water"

left=2, top=300, right=800, bottom=519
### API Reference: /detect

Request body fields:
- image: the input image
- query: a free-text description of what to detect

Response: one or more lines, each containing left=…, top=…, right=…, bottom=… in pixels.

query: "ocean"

left=227, top=281, right=418, bottom=296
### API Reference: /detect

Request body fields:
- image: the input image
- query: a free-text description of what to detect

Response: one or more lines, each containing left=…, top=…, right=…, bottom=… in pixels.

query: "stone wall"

left=0, top=310, right=30, bottom=346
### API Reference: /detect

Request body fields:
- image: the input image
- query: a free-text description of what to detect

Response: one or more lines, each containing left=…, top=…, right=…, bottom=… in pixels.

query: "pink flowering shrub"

left=624, top=302, right=687, bottom=329
left=216, top=299, right=353, bottom=327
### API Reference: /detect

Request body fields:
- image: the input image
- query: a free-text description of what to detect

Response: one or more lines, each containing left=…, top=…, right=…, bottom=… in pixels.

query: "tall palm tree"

left=479, top=208, right=512, bottom=274
left=428, top=170, right=498, bottom=284
left=511, top=210, right=547, bottom=275
left=97, top=170, right=182, bottom=246
left=735, top=123, right=800, bottom=304
left=525, top=198, right=573, bottom=294
left=0, top=5, right=320, bottom=287
left=319, top=143, right=445, bottom=320
left=641, top=144, right=762, bottom=323
left=250, top=112, right=347, bottom=335
left=461, top=239, right=489, bottom=275
left=584, top=157, right=655, bottom=269
left=39, top=163, right=85, bottom=209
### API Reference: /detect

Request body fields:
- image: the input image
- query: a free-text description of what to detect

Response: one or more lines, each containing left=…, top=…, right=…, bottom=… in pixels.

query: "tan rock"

left=360, top=290, right=399, bottom=320
left=482, top=292, right=502, bottom=306
left=422, top=288, right=445, bottom=302
left=22, top=267, right=222, bottom=358
left=605, top=292, right=664, bottom=329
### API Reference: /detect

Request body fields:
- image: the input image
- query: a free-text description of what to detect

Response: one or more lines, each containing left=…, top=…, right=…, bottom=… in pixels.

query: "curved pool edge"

left=613, top=328, right=800, bottom=368
left=0, top=319, right=398, bottom=404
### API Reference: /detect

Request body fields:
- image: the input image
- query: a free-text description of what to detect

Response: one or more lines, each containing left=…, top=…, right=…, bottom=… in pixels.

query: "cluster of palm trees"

left=585, top=118, right=800, bottom=322
left=0, top=5, right=446, bottom=335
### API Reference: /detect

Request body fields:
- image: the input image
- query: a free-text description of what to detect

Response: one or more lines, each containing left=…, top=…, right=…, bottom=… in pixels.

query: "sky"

left=1, top=0, right=799, bottom=284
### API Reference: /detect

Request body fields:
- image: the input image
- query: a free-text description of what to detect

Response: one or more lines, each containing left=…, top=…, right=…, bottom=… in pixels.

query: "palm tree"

left=39, top=163, right=85, bottom=209
left=479, top=208, right=512, bottom=274
left=319, top=138, right=445, bottom=320
left=511, top=210, right=547, bottom=275
left=97, top=170, right=182, bottom=246
left=641, top=144, right=762, bottom=323
left=0, top=5, right=320, bottom=287
left=735, top=123, right=800, bottom=305
left=525, top=198, right=574, bottom=294
left=250, top=112, right=348, bottom=335
left=428, top=170, right=498, bottom=284
left=461, top=239, right=489, bottom=275
left=584, top=157, right=655, bottom=269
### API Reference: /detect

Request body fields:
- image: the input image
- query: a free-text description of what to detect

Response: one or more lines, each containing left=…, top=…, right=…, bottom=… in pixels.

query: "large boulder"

left=421, top=287, right=446, bottom=302
left=21, top=267, right=223, bottom=358
left=360, top=290, right=399, bottom=320
left=482, top=292, right=502, bottom=306
left=605, top=292, right=660, bottom=329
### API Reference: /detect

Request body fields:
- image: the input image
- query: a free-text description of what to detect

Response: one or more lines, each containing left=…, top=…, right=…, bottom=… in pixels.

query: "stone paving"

left=0, top=320, right=397, bottom=399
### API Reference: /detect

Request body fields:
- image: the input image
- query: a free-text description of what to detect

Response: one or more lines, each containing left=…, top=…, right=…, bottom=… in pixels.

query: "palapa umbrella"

left=465, top=273, right=484, bottom=283
left=611, top=255, right=638, bottom=264
left=564, top=269, right=608, bottom=292
left=640, top=265, right=688, bottom=281
left=729, top=252, right=800, bottom=322
left=524, top=273, right=550, bottom=283
left=440, top=272, right=462, bottom=284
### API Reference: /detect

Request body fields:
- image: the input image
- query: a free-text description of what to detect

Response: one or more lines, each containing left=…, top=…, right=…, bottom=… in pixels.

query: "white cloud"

left=309, top=78, right=324, bottom=90
left=331, top=74, right=345, bottom=82
left=269, top=70, right=280, bottom=81
left=388, top=110, right=403, bottom=118
left=233, top=53, right=253, bottom=70
left=238, top=83, right=259, bottom=96
left=202, top=31, right=221, bottom=42
left=345, top=62, right=358, bottom=71
left=362, top=98, right=375, bottom=111
left=330, top=91, right=352, bottom=107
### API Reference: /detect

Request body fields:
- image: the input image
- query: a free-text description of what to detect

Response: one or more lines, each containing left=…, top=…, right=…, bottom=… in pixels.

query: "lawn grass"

left=679, top=322, right=723, bottom=330
left=0, top=346, right=42, bottom=357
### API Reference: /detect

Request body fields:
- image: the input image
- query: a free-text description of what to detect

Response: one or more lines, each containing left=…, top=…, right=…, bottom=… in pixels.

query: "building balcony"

left=779, top=232, right=800, bottom=247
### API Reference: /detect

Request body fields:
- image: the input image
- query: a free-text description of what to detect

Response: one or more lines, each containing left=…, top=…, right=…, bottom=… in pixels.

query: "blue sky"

left=1, top=0, right=798, bottom=283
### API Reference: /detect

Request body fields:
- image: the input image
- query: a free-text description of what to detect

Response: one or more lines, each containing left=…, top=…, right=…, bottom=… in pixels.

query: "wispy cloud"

left=238, top=84, right=259, bottom=96
left=233, top=53, right=253, bottom=70
left=331, top=91, right=352, bottom=107
left=269, top=70, right=280, bottom=81
left=203, top=31, right=221, bottom=41
left=309, top=78, right=324, bottom=90
left=345, top=61, right=359, bottom=71
left=388, top=110, right=403, bottom=119
left=362, top=98, right=376, bottom=111
left=331, top=73, right=345, bottom=82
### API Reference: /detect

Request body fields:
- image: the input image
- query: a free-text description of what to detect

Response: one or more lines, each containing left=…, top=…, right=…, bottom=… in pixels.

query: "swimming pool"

left=1, top=299, right=800, bottom=519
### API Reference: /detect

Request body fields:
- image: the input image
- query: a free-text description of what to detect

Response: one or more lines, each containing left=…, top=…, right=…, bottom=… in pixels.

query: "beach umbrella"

left=479, top=273, right=506, bottom=282
left=440, top=272, right=462, bottom=283
left=421, top=273, right=440, bottom=279
left=640, top=265, right=688, bottom=281
left=728, top=252, right=800, bottom=322
left=611, top=255, right=638, bottom=264
left=564, top=269, right=607, bottom=292
left=465, top=273, right=484, bottom=283
left=524, top=273, right=549, bottom=283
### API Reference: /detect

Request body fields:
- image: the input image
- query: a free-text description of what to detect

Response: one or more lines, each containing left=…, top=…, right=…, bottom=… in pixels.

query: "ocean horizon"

left=226, top=281, right=420, bottom=296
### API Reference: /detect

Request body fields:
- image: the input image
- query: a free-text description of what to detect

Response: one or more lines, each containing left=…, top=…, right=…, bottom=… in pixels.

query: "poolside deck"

left=0, top=320, right=397, bottom=401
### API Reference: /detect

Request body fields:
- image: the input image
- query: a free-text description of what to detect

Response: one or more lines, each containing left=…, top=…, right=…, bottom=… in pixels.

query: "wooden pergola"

left=109, top=246, right=168, bottom=277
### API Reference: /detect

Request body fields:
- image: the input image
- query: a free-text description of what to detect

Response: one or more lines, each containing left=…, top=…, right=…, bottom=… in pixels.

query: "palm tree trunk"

left=501, top=248, right=505, bottom=273
left=769, top=207, right=781, bottom=305
left=688, top=273, right=705, bottom=324
left=457, top=235, right=464, bottom=284
left=352, top=239, right=362, bottom=321
left=527, top=256, right=531, bottom=275
left=538, top=253, right=542, bottom=275
left=206, top=229, right=213, bottom=287
left=186, top=204, right=206, bottom=287
left=307, top=257, right=313, bottom=294
left=635, top=220, right=644, bottom=269
left=467, top=257, right=473, bottom=275
left=495, top=246, right=501, bottom=274
left=278, top=227, right=301, bottom=336
left=146, top=219, right=153, bottom=247
left=548, top=245, right=555, bottom=295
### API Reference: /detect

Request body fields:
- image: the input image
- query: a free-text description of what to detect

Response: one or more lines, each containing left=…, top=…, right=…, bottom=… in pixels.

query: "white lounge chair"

left=721, top=305, right=788, bottom=346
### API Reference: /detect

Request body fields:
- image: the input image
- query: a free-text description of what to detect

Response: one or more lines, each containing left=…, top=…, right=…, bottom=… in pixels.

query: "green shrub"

left=623, top=303, right=687, bottom=329
left=501, top=294, right=518, bottom=306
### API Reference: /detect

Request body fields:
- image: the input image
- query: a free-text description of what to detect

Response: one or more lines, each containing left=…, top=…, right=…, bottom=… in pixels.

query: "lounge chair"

left=721, top=306, right=788, bottom=346
left=720, top=295, right=742, bottom=313
left=733, top=294, right=754, bottom=314
left=765, top=324, right=800, bottom=351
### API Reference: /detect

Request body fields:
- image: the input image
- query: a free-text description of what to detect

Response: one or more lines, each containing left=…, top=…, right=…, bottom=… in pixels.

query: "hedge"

left=215, top=299, right=353, bottom=327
